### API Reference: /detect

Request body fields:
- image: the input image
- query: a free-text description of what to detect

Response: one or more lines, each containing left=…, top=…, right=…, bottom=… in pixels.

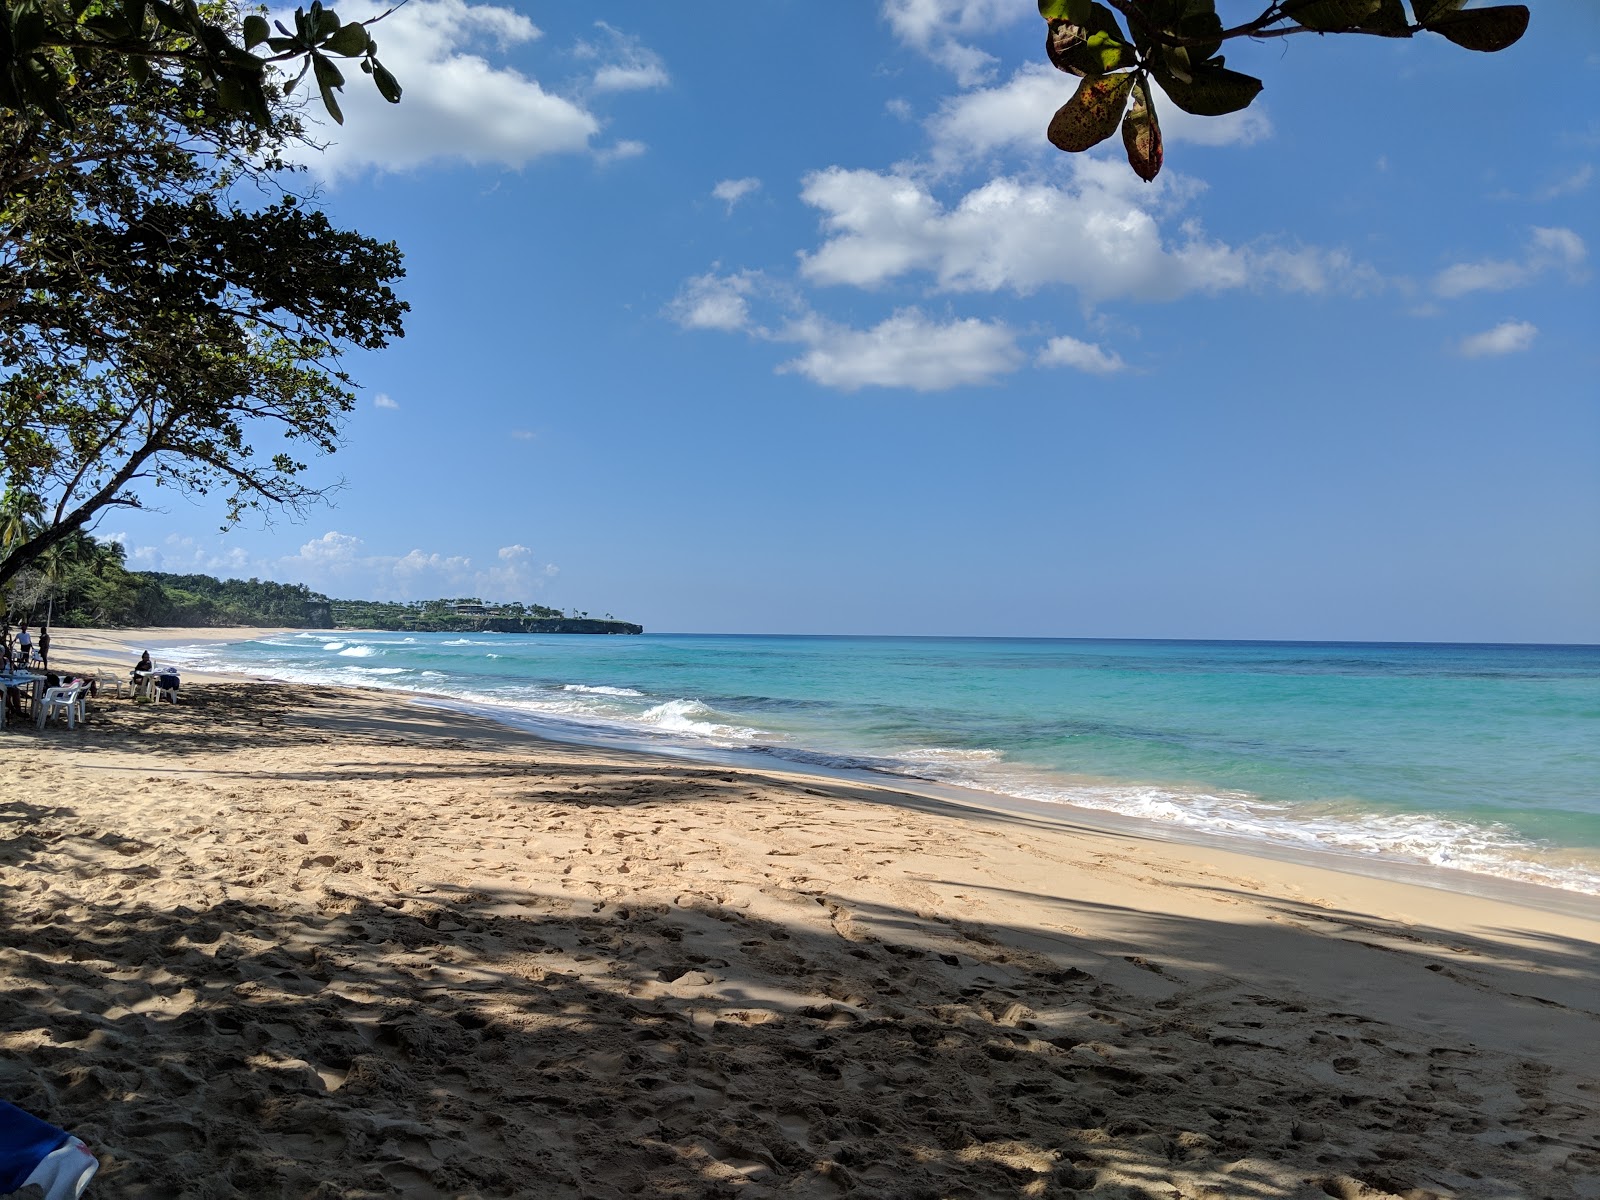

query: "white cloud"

left=125, top=529, right=559, bottom=600
left=286, top=0, right=600, bottom=179
left=883, top=0, right=1022, bottom=85
left=294, top=530, right=365, bottom=567
left=925, top=64, right=1270, bottom=170
left=667, top=269, right=763, bottom=332
left=1434, top=227, right=1588, bottom=297
left=286, top=531, right=557, bottom=599
left=593, top=62, right=668, bottom=91
left=509, top=429, right=538, bottom=440
left=1537, top=164, right=1594, bottom=200
left=712, top=177, right=762, bottom=212
left=577, top=22, right=670, bottom=93
left=131, top=533, right=259, bottom=576
left=481, top=543, right=542, bottom=595
left=594, top=139, right=647, bottom=164
left=373, top=392, right=399, bottom=409
left=1458, top=319, right=1537, bottom=358
left=1037, top=335, right=1127, bottom=375
left=777, top=308, right=1022, bottom=392
left=795, top=167, right=1372, bottom=304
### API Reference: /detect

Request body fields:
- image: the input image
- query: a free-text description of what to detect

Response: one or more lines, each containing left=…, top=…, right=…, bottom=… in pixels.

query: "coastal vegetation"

left=0, top=533, right=639, bottom=632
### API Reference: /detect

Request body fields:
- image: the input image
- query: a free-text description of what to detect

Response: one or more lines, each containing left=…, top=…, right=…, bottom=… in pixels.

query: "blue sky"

left=112, top=1, right=1599, bottom=641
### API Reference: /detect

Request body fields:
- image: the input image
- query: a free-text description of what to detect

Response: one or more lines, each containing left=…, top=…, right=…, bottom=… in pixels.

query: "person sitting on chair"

left=131, top=650, right=152, bottom=680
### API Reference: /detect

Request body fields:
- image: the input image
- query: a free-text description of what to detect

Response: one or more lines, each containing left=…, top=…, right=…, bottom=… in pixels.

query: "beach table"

left=0, top=672, right=44, bottom=730
left=132, top=670, right=157, bottom=700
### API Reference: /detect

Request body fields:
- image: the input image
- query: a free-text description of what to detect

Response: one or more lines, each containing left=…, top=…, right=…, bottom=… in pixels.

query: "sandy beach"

left=1, top=629, right=1597, bottom=1198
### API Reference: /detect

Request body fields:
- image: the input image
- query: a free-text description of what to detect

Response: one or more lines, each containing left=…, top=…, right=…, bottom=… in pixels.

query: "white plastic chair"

left=98, top=670, right=129, bottom=699
left=38, top=684, right=88, bottom=729
left=154, top=677, right=180, bottom=704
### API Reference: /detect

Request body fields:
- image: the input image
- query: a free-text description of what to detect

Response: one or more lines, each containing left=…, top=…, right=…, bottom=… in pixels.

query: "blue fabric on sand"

left=0, top=1100, right=70, bottom=1192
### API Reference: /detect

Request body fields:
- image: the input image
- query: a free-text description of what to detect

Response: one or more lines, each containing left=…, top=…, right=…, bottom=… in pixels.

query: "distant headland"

left=34, top=567, right=642, bottom=634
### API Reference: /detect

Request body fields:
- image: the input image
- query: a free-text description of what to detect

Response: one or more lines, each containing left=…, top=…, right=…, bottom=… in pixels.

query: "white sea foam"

left=337, top=645, right=377, bottom=658
left=636, top=699, right=762, bottom=742
left=322, top=641, right=345, bottom=651
left=892, top=758, right=1600, bottom=896
left=563, top=684, right=645, bottom=697
left=899, top=747, right=1005, bottom=766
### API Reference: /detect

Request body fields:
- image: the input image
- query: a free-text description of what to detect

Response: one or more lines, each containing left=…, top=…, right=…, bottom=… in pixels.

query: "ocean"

left=164, top=632, right=1600, bottom=896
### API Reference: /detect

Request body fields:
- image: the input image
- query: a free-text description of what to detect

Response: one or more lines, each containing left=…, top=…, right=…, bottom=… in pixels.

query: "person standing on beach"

left=37, top=627, right=49, bottom=670
left=16, top=625, right=32, bottom=667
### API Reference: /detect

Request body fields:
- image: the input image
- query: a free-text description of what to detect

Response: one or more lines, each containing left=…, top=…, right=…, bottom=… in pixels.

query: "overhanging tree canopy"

left=1, top=0, right=399, bottom=125
left=1040, top=0, right=1530, bottom=180
left=0, top=16, right=406, bottom=593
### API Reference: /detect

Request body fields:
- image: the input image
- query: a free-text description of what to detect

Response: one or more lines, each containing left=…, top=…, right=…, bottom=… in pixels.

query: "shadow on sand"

left=1, top=686, right=1597, bottom=1198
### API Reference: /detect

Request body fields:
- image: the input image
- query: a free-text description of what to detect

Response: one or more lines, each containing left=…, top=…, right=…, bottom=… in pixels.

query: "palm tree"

left=34, top=532, right=94, bottom=627
left=0, top=488, right=43, bottom=558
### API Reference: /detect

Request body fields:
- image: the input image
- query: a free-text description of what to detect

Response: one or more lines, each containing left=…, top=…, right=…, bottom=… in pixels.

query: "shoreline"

left=416, top=692, right=1600, bottom=920
left=71, top=626, right=1600, bottom=913
left=3, top=634, right=1598, bottom=1193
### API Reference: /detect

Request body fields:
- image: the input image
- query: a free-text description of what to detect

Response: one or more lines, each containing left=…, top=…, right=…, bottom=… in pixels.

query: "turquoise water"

left=168, top=633, right=1600, bottom=895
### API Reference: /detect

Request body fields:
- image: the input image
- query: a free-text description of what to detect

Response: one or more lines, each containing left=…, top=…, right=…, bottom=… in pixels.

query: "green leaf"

left=1426, top=5, right=1527, bottom=52
left=1045, top=3, right=1130, bottom=77
left=1162, top=44, right=1192, bottom=85
left=1285, top=0, right=1381, bottom=31
left=1154, top=62, right=1262, bottom=116
left=1047, top=71, right=1136, bottom=153
left=322, top=20, right=369, bottom=56
left=371, top=59, right=401, bottom=103
left=1359, top=0, right=1412, bottom=37
left=311, top=51, right=344, bottom=123
left=1121, top=76, right=1163, bottom=182
left=1411, top=0, right=1465, bottom=22
left=307, top=4, right=340, bottom=39
left=243, top=14, right=269, bottom=48
left=1177, top=9, right=1224, bottom=61
left=149, top=0, right=189, bottom=31
left=216, top=76, right=248, bottom=111
left=245, top=77, right=272, bottom=124
left=11, top=6, right=50, bottom=55
left=1038, top=0, right=1090, bottom=22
